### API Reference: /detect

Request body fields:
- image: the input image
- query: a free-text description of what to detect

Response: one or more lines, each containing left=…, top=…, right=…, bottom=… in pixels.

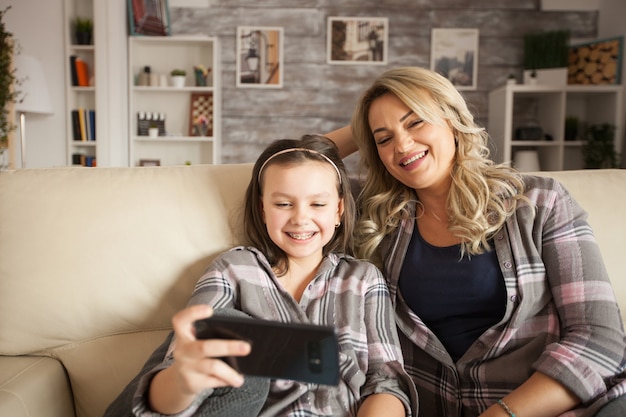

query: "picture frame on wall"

left=236, top=26, right=284, bottom=88
left=127, top=0, right=171, bottom=36
left=430, top=28, right=479, bottom=90
left=189, top=92, right=214, bottom=137
left=327, top=17, right=388, bottom=65
left=567, top=36, right=623, bottom=85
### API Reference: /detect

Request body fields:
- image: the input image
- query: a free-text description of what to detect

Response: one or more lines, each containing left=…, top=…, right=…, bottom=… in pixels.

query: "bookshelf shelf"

left=128, top=36, right=221, bottom=166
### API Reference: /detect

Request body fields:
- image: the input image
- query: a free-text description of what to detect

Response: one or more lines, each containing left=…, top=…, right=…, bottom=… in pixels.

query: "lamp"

left=14, top=54, right=53, bottom=168
left=245, top=47, right=260, bottom=72
left=243, top=30, right=274, bottom=83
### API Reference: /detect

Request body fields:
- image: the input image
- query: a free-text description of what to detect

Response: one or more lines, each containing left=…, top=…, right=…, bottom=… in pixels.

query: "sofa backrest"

left=538, top=169, right=625, bottom=323
left=0, top=163, right=253, bottom=417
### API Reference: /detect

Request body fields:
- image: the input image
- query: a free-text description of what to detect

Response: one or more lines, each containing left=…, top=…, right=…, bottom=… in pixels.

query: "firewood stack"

left=568, top=38, right=620, bottom=85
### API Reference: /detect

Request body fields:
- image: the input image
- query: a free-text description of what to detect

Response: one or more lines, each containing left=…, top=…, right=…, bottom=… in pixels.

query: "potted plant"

left=148, top=122, right=159, bottom=138
left=523, top=30, right=569, bottom=85
left=583, top=123, right=619, bottom=168
left=0, top=6, right=17, bottom=169
left=506, top=73, right=517, bottom=85
left=74, top=17, right=93, bottom=45
left=170, top=69, right=186, bottom=88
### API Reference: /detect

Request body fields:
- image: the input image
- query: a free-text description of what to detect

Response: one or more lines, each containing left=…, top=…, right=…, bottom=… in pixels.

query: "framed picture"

left=189, top=92, right=213, bottom=137
left=568, top=36, right=623, bottom=85
left=430, top=28, right=479, bottom=90
left=127, top=0, right=171, bottom=36
left=236, top=26, right=284, bottom=88
left=139, top=159, right=160, bottom=166
left=327, top=17, right=388, bottom=65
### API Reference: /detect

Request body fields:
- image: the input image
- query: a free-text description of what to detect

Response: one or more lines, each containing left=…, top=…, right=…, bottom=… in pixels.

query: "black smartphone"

left=193, top=315, right=339, bottom=386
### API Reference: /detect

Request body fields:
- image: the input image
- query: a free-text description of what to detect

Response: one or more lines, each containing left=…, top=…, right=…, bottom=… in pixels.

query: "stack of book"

left=71, top=108, right=96, bottom=141
left=71, top=154, right=96, bottom=167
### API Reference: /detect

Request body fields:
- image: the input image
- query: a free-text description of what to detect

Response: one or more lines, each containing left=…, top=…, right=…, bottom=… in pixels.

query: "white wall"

left=1, top=0, right=66, bottom=168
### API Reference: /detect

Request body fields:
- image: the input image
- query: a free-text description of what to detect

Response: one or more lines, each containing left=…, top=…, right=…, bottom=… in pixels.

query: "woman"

left=326, top=67, right=626, bottom=417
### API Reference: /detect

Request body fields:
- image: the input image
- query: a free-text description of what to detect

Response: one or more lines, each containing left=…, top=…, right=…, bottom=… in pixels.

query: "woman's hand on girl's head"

left=148, top=305, right=251, bottom=414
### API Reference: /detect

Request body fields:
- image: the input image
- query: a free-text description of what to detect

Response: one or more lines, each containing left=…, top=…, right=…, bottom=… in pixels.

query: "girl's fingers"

left=197, top=356, right=246, bottom=387
left=199, top=338, right=251, bottom=359
left=172, top=305, right=213, bottom=342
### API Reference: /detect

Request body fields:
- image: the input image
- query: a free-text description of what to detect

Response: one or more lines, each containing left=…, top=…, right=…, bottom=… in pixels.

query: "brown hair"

left=243, top=134, right=356, bottom=276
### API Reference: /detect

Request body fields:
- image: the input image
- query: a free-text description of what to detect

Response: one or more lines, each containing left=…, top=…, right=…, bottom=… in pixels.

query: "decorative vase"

left=513, top=150, right=541, bottom=172
left=148, top=127, right=159, bottom=138
left=171, top=75, right=185, bottom=88
left=194, top=124, right=208, bottom=137
left=194, top=68, right=211, bottom=86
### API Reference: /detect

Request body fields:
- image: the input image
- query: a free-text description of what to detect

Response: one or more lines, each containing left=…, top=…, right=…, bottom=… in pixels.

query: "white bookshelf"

left=488, top=84, right=624, bottom=171
left=128, top=36, right=221, bottom=166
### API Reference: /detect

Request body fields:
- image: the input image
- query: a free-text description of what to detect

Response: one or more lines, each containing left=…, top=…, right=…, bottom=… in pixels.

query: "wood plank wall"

left=169, top=1, right=597, bottom=165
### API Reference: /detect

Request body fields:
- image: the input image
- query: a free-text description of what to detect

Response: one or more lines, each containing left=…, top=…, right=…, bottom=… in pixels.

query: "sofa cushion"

left=0, top=356, right=74, bottom=417
left=55, top=330, right=170, bottom=417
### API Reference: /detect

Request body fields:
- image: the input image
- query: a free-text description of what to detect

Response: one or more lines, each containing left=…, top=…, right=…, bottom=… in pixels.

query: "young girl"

left=105, top=135, right=416, bottom=417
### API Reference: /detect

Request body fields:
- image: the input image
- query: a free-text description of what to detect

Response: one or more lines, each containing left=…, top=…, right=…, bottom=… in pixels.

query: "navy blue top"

left=398, top=225, right=506, bottom=362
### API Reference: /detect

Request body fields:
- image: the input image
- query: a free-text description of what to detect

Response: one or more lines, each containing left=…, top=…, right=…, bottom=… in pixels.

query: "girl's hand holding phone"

left=147, top=305, right=252, bottom=414
left=170, top=305, right=251, bottom=392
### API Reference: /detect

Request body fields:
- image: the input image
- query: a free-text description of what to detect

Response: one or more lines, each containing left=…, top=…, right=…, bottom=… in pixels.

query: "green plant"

left=583, top=123, right=619, bottom=168
left=75, top=17, right=93, bottom=34
left=0, top=6, right=18, bottom=149
left=523, top=30, right=570, bottom=70
left=170, top=69, right=186, bottom=76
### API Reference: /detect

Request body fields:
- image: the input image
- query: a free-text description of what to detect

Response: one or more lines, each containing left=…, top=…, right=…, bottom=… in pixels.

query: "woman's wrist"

left=497, top=399, right=516, bottom=417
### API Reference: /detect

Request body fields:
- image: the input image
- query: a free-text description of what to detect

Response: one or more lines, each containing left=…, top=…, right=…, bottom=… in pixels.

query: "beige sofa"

left=0, top=165, right=624, bottom=417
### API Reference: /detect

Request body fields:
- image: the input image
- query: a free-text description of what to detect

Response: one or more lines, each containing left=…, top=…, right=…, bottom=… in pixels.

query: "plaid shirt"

left=380, top=174, right=626, bottom=417
left=133, top=247, right=416, bottom=417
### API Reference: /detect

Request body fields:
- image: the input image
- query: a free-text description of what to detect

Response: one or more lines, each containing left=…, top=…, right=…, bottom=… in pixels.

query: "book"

left=78, top=108, right=86, bottom=141
left=84, top=108, right=91, bottom=141
left=72, top=153, right=82, bottom=165
left=71, top=110, right=81, bottom=141
left=75, top=58, right=89, bottom=87
left=69, top=55, right=78, bottom=86
left=89, top=110, right=96, bottom=141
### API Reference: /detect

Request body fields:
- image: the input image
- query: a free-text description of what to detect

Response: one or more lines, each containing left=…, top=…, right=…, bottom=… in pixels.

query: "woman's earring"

left=335, top=222, right=341, bottom=228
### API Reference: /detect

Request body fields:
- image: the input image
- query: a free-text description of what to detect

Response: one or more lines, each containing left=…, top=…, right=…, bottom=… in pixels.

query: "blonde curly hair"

left=351, top=67, right=527, bottom=265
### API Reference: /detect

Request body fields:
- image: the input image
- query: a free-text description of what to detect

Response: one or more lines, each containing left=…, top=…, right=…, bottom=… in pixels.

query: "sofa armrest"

left=0, top=356, right=75, bottom=417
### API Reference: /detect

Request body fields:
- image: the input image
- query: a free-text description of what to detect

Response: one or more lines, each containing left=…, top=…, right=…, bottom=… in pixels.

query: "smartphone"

left=193, top=315, right=339, bottom=386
